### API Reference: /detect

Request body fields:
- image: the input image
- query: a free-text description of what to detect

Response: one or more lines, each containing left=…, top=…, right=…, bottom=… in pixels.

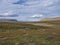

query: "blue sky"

left=0, top=0, right=60, bottom=21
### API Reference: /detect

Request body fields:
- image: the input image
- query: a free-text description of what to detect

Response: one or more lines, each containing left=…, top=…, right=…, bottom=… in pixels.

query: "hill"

left=40, top=17, right=60, bottom=21
left=0, top=17, right=60, bottom=45
left=0, top=19, right=17, bottom=22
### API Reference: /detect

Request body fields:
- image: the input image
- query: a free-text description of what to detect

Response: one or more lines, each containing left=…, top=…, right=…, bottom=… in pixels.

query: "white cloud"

left=0, top=11, right=17, bottom=17
left=31, top=14, right=43, bottom=18
left=43, top=0, right=54, bottom=7
left=3, top=11, right=13, bottom=16
left=0, top=11, right=11, bottom=16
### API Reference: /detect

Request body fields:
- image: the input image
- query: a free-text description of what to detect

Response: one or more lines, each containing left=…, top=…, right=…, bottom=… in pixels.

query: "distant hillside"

left=40, top=17, right=60, bottom=21
left=0, top=19, right=18, bottom=22
left=27, top=17, right=60, bottom=27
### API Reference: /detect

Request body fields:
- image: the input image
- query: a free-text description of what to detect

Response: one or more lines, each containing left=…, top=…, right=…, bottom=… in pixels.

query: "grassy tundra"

left=0, top=18, right=60, bottom=45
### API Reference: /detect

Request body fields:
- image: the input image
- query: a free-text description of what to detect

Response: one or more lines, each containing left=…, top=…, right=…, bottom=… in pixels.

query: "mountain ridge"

left=0, top=19, right=18, bottom=22
left=40, top=17, right=60, bottom=21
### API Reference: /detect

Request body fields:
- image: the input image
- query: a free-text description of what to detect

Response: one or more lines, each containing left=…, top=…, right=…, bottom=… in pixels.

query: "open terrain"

left=0, top=17, right=60, bottom=45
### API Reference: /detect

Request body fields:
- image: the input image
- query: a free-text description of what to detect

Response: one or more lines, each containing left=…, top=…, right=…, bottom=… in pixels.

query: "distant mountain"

left=0, top=14, right=18, bottom=17
left=0, top=19, right=18, bottom=22
left=40, top=17, right=60, bottom=21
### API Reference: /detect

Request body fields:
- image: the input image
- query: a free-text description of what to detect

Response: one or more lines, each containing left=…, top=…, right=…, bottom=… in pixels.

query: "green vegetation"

left=0, top=21, right=60, bottom=45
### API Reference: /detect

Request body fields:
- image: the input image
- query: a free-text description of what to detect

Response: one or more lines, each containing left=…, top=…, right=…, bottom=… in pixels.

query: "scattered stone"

left=29, top=43, right=35, bottom=45
left=20, top=43, right=27, bottom=45
left=45, top=35, right=54, bottom=40
left=16, top=43, right=19, bottom=45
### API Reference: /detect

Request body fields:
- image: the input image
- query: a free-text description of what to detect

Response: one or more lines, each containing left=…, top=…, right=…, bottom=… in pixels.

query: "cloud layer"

left=0, top=0, right=60, bottom=21
left=0, top=11, right=18, bottom=17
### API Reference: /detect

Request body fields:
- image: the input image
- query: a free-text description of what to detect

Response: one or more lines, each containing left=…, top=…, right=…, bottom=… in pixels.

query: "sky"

left=0, top=0, right=60, bottom=21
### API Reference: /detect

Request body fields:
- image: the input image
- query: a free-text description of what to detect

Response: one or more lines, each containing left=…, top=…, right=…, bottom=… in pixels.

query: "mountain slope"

left=40, top=17, right=60, bottom=21
left=0, top=19, right=17, bottom=22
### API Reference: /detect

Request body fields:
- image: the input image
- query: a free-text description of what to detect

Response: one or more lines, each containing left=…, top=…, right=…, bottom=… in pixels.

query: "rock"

left=45, top=35, right=54, bottom=40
